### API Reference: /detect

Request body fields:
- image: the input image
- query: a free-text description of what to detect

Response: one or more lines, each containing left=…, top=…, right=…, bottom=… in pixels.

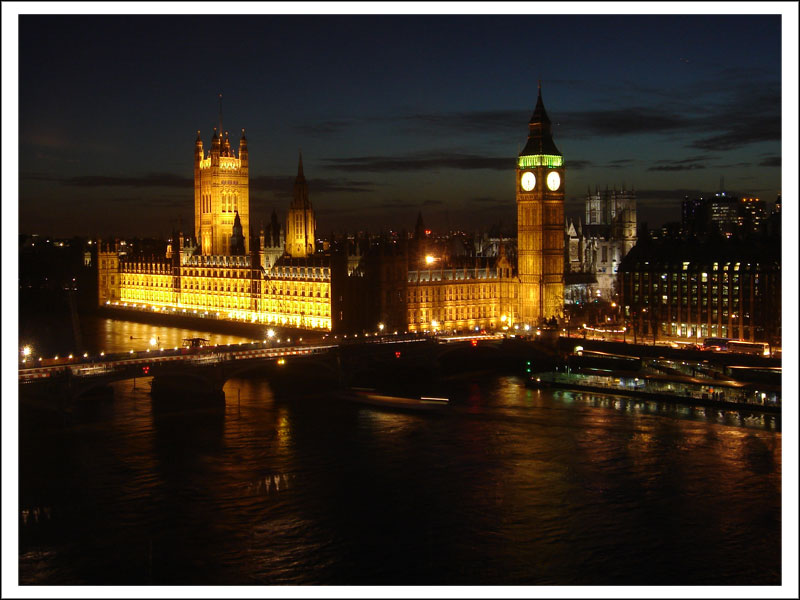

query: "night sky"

left=18, top=13, right=782, bottom=238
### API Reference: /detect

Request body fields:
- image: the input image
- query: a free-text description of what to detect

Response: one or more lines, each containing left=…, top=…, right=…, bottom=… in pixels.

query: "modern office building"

left=618, top=237, right=781, bottom=343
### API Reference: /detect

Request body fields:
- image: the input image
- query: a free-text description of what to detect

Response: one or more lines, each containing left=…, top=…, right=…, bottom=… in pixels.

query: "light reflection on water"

left=19, top=370, right=781, bottom=585
left=94, top=317, right=261, bottom=354
left=26, top=315, right=263, bottom=357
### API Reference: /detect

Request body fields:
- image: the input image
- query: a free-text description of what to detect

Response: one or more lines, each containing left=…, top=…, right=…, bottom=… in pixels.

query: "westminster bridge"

left=18, top=334, right=541, bottom=402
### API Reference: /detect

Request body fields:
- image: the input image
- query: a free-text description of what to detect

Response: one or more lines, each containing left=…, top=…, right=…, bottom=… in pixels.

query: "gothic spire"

left=291, top=151, right=311, bottom=209
left=519, top=82, right=561, bottom=157
left=296, top=151, right=305, bottom=181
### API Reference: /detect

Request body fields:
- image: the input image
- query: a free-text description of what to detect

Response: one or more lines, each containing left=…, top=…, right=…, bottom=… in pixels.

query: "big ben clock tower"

left=516, top=82, right=565, bottom=324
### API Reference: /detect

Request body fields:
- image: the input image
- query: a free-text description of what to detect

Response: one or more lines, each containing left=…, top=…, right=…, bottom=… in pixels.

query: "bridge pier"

left=150, top=363, right=227, bottom=402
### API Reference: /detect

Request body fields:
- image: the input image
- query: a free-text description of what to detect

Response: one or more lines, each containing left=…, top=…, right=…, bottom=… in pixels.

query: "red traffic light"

left=471, top=339, right=478, bottom=347
left=142, top=365, right=150, bottom=374
left=395, top=351, right=401, bottom=358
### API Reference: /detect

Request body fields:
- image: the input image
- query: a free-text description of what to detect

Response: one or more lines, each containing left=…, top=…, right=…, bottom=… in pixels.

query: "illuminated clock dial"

left=521, top=171, right=536, bottom=191
left=546, top=171, right=561, bottom=191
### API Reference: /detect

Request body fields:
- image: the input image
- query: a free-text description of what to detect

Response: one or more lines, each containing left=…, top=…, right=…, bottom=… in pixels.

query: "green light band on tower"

left=518, top=154, right=563, bottom=169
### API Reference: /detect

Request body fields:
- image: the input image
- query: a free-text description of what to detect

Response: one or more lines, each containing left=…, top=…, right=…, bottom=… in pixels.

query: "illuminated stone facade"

left=285, top=154, right=316, bottom=258
left=97, top=241, right=121, bottom=305
left=98, top=124, right=336, bottom=331
left=404, top=251, right=517, bottom=334
left=195, top=128, right=250, bottom=255
left=516, top=84, right=565, bottom=323
left=98, top=92, right=567, bottom=333
left=262, top=257, right=333, bottom=330
left=565, top=186, right=637, bottom=302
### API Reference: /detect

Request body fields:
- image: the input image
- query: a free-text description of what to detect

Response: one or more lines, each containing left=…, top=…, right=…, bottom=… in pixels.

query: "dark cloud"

left=560, top=107, right=685, bottom=137
left=689, top=127, right=780, bottom=151
left=294, top=119, right=356, bottom=137
left=422, top=199, right=443, bottom=206
left=315, top=206, right=365, bottom=216
left=566, top=159, right=592, bottom=170
left=62, top=173, right=192, bottom=188
left=633, top=188, right=702, bottom=204
left=560, top=83, right=780, bottom=152
left=713, top=161, right=751, bottom=169
left=469, top=196, right=501, bottom=204
left=250, top=175, right=296, bottom=195
left=649, top=164, right=706, bottom=172
left=22, top=172, right=192, bottom=188
left=396, top=110, right=524, bottom=135
left=322, top=153, right=511, bottom=173
left=687, top=89, right=781, bottom=151
left=378, top=200, right=420, bottom=209
left=758, top=156, right=781, bottom=167
left=361, top=80, right=782, bottom=154
left=648, top=155, right=715, bottom=171
left=23, top=172, right=375, bottom=198
left=295, top=76, right=779, bottom=160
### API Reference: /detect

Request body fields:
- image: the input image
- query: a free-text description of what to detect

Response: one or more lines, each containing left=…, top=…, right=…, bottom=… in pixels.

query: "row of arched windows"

left=200, top=193, right=240, bottom=213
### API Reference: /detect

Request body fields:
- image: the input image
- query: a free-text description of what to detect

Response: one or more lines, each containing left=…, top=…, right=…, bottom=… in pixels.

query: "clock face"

left=547, top=171, right=561, bottom=191
left=520, top=171, right=536, bottom=191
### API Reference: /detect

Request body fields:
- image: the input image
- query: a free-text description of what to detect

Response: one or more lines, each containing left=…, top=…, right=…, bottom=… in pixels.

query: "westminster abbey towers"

left=516, top=84, right=565, bottom=322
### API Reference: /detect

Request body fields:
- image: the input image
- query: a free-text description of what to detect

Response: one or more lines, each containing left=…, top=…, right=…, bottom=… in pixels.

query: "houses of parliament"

left=97, top=88, right=566, bottom=333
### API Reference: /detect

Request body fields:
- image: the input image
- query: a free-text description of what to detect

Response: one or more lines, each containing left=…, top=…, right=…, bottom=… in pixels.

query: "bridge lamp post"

left=149, top=336, right=160, bottom=349
left=21, top=345, right=32, bottom=363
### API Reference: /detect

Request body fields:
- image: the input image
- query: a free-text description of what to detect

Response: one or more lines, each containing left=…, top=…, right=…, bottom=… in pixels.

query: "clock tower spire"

left=516, top=83, right=565, bottom=325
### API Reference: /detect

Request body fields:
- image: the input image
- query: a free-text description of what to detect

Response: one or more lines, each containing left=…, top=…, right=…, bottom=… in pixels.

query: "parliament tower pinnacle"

left=194, top=124, right=250, bottom=255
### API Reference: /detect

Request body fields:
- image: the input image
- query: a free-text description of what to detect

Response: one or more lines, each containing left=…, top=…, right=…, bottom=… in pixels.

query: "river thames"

left=18, top=318, right=781, bottom=585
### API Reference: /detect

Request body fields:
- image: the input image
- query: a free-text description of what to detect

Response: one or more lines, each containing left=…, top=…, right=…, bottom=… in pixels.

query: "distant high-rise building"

left=739, top=196, right=766, bottom=234
left=681, top=196, right=707, bottom=236
left=708, top=192, right=741, bottom=236
left=681, top=191, right=769, bottom=239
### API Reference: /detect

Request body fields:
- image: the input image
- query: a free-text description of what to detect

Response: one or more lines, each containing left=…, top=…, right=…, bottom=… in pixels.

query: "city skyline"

left=16, top=13, right=783, bottom=239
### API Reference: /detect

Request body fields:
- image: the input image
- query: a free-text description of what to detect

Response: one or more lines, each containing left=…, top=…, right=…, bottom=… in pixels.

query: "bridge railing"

left=19, top=343, right=344, bottom=382
left=20, top=337, right=434, bottom=383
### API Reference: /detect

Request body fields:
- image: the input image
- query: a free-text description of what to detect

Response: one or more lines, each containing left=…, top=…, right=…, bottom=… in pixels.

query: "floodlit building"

left=564, top=186, right=637, bottom=303
left=98, top=89, right=567, bottom=333
left=99, top=130, right=338, bottom=331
